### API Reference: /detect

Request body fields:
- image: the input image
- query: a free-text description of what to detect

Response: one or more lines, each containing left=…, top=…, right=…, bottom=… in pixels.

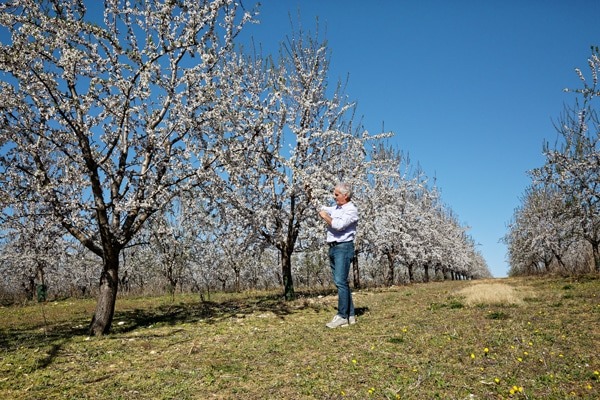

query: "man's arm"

left=331, top=206, right=358, bottom=231
left=319, top=209, right=332, bottom=226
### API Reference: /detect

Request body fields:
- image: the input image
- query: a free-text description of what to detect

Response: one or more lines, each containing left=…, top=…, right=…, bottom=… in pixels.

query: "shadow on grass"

left=1, top=289, right=365, bottom=351
left=112, top=294, right=297, bottom=334
left=112, top=288, right=370, bottom=334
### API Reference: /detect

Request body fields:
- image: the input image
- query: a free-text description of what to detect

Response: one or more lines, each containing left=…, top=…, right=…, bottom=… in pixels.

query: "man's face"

left=333, top=188, right=349, bottom=206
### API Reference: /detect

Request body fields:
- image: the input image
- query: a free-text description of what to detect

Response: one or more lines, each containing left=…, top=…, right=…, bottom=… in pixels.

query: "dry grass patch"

left=456, top=280, right=535, bottom=306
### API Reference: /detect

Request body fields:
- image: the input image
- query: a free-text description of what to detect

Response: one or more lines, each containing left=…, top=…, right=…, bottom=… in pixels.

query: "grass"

left=1, top=276, right=599, bottom=399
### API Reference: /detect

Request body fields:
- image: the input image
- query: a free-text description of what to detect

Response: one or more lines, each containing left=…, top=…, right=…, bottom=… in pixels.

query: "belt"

left=328, top=241, right=352, bottom=247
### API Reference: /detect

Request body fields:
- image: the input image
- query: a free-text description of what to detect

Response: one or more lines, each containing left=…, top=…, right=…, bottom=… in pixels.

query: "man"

left=318, top=182, right=359, bottom=328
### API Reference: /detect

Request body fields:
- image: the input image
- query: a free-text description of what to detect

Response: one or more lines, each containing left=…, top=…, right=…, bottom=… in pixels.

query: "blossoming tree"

left=0, top=0, right=258, bottom=335
left=212, top=28, right=376, bottom=300
left=531, top=47, right=600, bottom=273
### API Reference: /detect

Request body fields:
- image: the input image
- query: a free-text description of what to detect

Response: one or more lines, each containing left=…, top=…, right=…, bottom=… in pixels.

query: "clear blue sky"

left=239, top=0, right=600, bottom=277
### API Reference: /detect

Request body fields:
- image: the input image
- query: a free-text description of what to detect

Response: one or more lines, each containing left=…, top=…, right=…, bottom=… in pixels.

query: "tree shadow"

left=1, top=290, right=370, bottom=371
left=111, top=295, right=297, bottom=334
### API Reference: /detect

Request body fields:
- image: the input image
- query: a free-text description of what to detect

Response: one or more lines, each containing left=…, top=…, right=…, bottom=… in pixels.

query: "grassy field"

left=1, top=276, right=599, bottom=399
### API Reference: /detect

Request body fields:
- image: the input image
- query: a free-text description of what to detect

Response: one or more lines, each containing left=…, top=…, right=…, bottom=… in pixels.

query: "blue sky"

left=239, top=0, right=600, bottom=277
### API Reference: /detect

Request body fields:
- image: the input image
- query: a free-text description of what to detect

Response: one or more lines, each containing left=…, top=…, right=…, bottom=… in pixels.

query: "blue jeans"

left=329, top=241, right=355, bottom=319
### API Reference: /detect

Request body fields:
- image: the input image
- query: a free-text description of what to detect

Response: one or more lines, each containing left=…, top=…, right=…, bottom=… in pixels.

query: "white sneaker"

left=326, top=315, right=349, bottom=329
left=348, top=315, right=357, bottom=325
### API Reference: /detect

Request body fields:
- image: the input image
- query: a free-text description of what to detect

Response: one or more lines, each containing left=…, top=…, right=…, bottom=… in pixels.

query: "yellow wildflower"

left=510, top=385, right=524, bottom=395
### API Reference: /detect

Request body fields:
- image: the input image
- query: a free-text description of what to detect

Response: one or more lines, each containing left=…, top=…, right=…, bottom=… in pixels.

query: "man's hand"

left=319, top=210, right=332, bottom=226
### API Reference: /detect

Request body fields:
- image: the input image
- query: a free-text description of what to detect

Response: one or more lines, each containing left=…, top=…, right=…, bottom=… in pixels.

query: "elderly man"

left=318, top=182, right=359, bottom=328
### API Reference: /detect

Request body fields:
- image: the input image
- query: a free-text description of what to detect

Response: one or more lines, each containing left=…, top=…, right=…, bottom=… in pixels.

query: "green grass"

left=1, top=276, right=599, bottom=399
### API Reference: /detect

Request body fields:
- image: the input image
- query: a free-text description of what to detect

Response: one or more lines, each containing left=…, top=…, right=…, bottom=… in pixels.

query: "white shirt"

left=322, top=202, right=359, bottom=243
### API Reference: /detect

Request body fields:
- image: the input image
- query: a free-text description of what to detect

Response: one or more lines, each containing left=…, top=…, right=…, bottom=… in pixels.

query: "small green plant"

left=388, top=336, right=405, bottom=344
left=562, top=284, right=574, bottom=290
left=448, top=299, right=464, bottom=309
left=487, top=310, right=510, bottom=320
left=429, top=297, right=464, bottom=310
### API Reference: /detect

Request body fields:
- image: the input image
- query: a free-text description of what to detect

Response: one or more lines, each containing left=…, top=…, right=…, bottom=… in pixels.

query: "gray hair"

left=336, top=182, right=353, bottom=199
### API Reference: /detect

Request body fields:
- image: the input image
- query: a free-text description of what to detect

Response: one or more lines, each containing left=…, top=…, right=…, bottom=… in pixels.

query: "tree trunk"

left=444, top=269, right=451, bottom=280
left=407, top=263, right=414, bottom=283
left=434, top=263, right=442, bottom=280
left=592, top=241, right=600, bottom=273
left=423, top=263, right=430, bottom=283
left=89, top=254, right=119, bottom=336
left=551, top=249, right=567, bottom=272
left=385, top=252, right=394, bottom=286
left=234, top=268, right=241, bottom=292
left=281, top=247, right=295, bottom=300
left=352, top=249, right=361, bottom=289
left=543, top=257, right=552, bottom=273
